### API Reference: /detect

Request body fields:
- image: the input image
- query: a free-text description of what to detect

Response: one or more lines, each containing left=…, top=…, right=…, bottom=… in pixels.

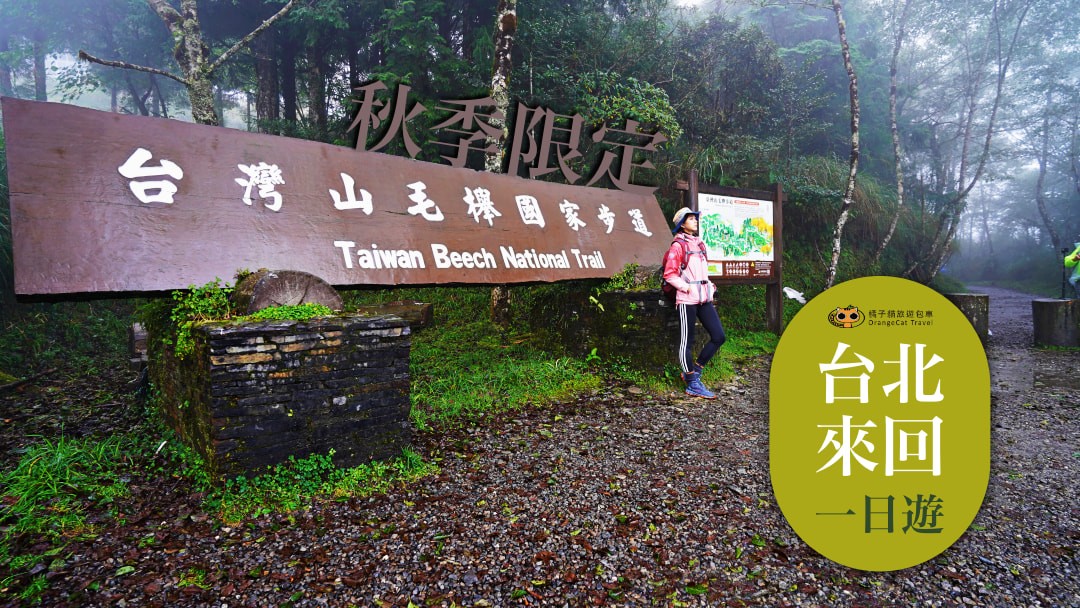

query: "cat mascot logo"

left=828, top=305, right=865, bottom=328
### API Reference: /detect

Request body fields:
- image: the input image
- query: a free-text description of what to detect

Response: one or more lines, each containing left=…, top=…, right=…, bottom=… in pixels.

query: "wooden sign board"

left=2, top=98, right=669, bottom=295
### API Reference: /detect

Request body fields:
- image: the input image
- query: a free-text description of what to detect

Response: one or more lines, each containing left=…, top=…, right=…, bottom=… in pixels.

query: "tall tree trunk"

left=32, top=29, right=47, bottom=101
left=923, top=0, right=1033, bottom=282
left=1034, top=89, right=1061, bottom=254
left=124, top=71, right=150, bottom=115
left=0, top=33, right=13, bottom=97
left=281, top=36, right=298, bottom=123
left=824, top=0, right=860, bottom=289
left=977, top=193, right=993, bottom=279
left=486, top=0, right=517, bottom=173
left=489, top=0, right=518, bottom=325
left=255, top=28, right=279, bottom=133
left=153, top=75, right=169, bottom=118
left=308, top=45, right=328, bottom=141
left=872, top=0, right=913, bottom=268
left=1069, top=114, right=1080, bottom=199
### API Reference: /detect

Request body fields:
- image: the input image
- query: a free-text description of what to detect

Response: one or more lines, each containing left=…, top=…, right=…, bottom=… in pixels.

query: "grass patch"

left=207, top=448, right=436, bottom=523
left=0, top=434, right=137, bottom=540
left=0, top=432, right=154, bottom=602
left=410, top=318, right=600, bottom=431
left=0, top=300, right=134, bottom=377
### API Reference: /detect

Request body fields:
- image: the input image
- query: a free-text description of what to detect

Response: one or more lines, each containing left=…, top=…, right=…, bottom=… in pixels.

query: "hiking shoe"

left=683, top=371, right=717, bottom=400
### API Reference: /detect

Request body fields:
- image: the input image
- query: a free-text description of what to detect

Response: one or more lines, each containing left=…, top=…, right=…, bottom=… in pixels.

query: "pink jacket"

left=663, top=233, right=715, bottom=305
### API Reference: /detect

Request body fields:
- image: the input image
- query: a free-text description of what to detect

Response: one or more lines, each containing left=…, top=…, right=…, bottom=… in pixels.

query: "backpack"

left=659, top=238, right=690, bottom=303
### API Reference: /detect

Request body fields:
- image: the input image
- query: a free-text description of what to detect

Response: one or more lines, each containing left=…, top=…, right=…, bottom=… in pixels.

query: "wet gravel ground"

left=3, top=285, right=1078, bottom=607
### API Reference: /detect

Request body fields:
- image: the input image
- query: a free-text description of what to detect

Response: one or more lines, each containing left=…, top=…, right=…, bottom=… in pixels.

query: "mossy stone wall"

left=148, top=314, right=411, bottom=481
left=516, top=288, right=709, bottom=375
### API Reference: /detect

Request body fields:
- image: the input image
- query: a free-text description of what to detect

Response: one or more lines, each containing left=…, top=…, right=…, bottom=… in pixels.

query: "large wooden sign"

left=2, top=98, right=669, bottom=295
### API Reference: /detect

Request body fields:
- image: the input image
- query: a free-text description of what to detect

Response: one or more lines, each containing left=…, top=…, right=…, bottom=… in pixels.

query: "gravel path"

left=5, top=286, right=1079, bottom=607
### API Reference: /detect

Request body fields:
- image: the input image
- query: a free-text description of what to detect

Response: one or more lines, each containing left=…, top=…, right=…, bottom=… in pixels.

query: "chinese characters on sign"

left=117, top=147, right=184, bottom=204
left=769, top=276, right=990, bottom=571
left=347, top=83, right=667, bottom=195
left=116, top=153, right=657, bottom=273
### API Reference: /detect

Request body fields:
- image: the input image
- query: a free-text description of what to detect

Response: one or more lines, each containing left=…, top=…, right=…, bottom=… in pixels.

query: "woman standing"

left=663, top=207, right=726, bottom=399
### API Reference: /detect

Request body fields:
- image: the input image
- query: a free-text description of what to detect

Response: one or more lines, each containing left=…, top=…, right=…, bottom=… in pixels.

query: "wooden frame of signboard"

left=675, top=170, right=784, bottom=334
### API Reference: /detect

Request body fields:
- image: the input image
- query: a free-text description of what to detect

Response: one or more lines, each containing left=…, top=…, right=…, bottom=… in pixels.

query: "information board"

left=697, top=193, right=775, bottom=280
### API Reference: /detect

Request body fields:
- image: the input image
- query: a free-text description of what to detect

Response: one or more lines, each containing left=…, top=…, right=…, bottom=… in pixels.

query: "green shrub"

left=167, top=278, right=234, bottom=359
left=242, top=303, right=334, bottom=322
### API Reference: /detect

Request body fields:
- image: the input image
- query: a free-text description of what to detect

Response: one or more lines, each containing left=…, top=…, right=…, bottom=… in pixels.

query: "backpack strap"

left=673, top=236, right=708, bottom=284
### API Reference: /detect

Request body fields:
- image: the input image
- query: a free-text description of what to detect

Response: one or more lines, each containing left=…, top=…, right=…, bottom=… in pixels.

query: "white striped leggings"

left=677, top=301, right=726, bottom=374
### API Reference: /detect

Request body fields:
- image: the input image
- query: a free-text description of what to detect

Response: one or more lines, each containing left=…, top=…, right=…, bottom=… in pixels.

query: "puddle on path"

left=1034, top=369, right=1080, bottom=391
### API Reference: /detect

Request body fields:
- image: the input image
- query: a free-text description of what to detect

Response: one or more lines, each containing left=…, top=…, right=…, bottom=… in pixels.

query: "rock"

left=231, top=269, right=343, bottom=314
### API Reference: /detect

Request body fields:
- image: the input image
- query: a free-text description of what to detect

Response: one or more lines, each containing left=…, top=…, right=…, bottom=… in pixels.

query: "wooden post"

left=1032, top=299, right=1080, bottom=347
left=688, top=169, right=699, bottom=212
left=766, top=182, right=784, bottom=335
left=943, top=293, right=989, bottom=344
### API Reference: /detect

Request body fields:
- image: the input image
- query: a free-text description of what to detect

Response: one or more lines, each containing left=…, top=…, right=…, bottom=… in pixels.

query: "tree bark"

left=489, top=0, right=518, bottom=326
left=281, top=35, right=299, bottom=123
left=872, top=0, right=913, bottom=268
left=307, top=44, right=328, bottom=141
left=824, top=0, right=860, bottom=289
left=1070, top=114, right=1080, bottom=199
left=1034, top=89, right=1061, bottom=254
left=32, top=28, right=47, bottom=101
left=254, top=27, right=279, bottom=132
left=486, top=0, right=517, bottom=174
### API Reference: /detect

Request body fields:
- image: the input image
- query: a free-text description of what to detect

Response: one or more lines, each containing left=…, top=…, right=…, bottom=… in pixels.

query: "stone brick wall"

left=148, top=314, right=411, bottom=481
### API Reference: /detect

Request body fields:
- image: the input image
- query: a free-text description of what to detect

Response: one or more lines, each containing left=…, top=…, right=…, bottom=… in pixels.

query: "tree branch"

left=145, top=0, right=182, bottom=30
left=78, top=50, right=187, bottom=85
left=208, top=0, right=299, bottom=76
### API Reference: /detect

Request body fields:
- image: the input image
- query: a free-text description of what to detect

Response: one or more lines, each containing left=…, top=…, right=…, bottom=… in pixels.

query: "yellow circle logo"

left=828, top=305, right=865, bottom=328
left=770, top=276, right=989, bottom=570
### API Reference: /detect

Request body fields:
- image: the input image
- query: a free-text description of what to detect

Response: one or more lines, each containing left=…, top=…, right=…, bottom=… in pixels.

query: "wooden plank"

left=3, top=98, right=669, bottom=295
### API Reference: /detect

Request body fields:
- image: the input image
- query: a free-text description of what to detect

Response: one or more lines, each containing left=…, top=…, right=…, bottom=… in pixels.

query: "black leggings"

left=677, top=301, right=726, bottom=374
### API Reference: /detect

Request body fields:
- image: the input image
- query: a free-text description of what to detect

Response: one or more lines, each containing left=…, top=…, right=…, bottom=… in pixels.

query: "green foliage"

left=0, top=424, right=177, bottom=602
left=603, top=264, right=644, bottom=291
left=341, top=285, right=491, bottom=326
left=410, top=317, right=600, bottom=431
left=0, top=434, right=135, bottom=540
left=166, top=278, right=234, bottom=359
left=141, top=278, right=351, bottom=363
left=242, top=303, right=334, bottom=322
left=343, top=285, right=603, bottom=431
left=773, top=155, right=907, bottom=289
left=206, top=448, right=436, bottom=523
left=0, top=300, right=134, bottom=377
left=574, top=70, right=683, bottom=143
